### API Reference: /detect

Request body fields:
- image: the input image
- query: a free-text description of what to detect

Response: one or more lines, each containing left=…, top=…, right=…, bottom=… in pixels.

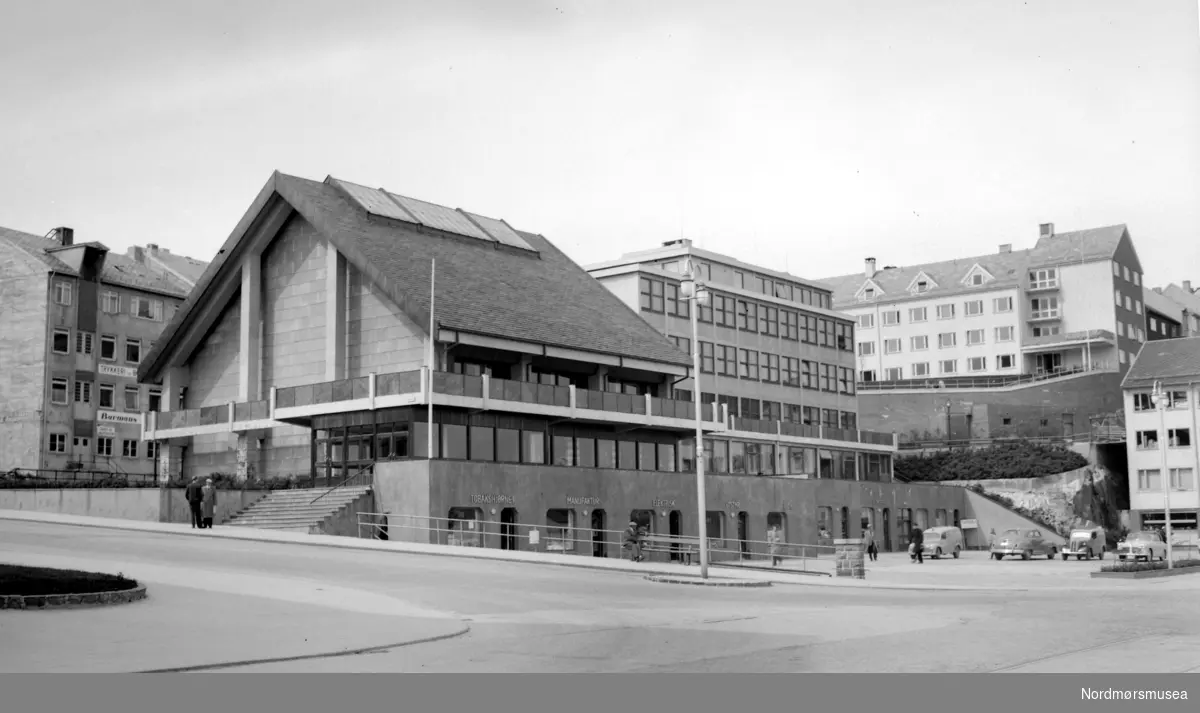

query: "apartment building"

left=1152, top=281, right=1200, bottom=339
left=139, top=172, right=947, bottom=553
left=1144, top=286, right=1186, bottom=341
left=819, top=223, right=1147, bottom=385
left=587, top=238, right=900, bottom=483
left=1121, top=337, right=1200, bottom=538
left=0, top=225, right=205, bottom=475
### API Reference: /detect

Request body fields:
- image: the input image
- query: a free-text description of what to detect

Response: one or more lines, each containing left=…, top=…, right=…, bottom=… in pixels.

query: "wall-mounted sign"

left=470, top=494, right=515, bottom=505
left=651, top=498, right=676, bottom=508
left=726, top=501, right=742, bottom=510
left=97, top=426, right=116, bottom=437
left=98, top=364, right=138, bottom=379
left=960, top=519, right=979, bottom=530
left=97, top=410, right=140, bottom=425
left=567, top=496, right=600, bottom=506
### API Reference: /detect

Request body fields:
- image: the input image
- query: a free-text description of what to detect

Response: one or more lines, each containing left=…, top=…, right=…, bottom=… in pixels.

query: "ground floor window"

left=840, top=506, right=850, bottom=538
left=1139, top=511, right=1198, bottom=530
left=817, top=506, right=833, bottom=540
left=48, top=433, right=66, bottom=453
left=446, top=507, right=483, bottom=547
left=630, top=509, right=655, bottom=536
left=898, top=509, right=913, bottom=543
left=935, top=509, right=947, bottom=527
left=546, top=509, right=576, bottom=552
left=788, top=447, right=815, bottom=477
left=915, top=508, right=929, bottom=530
left=861, top=507, right=874, bottom=536
left=706, top=511, right=724, bottom=548
left=767, top=511, right=787, bottom=543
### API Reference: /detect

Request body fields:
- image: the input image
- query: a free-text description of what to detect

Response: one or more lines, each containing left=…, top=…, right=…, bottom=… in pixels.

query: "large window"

left=52, top=329, right=70, bottom=354
left=131, top=297, right=164, bottom=321
left=545, top=509, right=576, bottom=552
left=98, top=384, right=115, bottom=409
left=51, top=379, right=68, bottom=405
left=447, top=507, right=483, bottom=547
left=1137, top=469, right=1161, bottom=490
left=639, top=277, right=664, bottom=313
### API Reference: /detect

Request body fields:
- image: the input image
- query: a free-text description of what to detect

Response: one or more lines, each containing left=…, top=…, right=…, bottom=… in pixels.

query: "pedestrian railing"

left=355, top=512, right=837, bottom=574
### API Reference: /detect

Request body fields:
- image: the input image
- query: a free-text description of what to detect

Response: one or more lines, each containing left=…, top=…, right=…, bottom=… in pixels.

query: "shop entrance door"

left=500, top=508, right=518, bottom=551
left=591, top=509, right=607, bottom=558
left=669, top=510, right=682, bottom=561
left=737, top=511, right=749, bottom=559
left=882, top=508, right=892, bottom=552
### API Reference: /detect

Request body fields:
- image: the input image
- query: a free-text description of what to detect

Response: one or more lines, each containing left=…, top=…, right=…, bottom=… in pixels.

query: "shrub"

left=1100, top=559, right=1200, bottom=573
left=896, top=441, right=1088, bottom=483
left=0, top=563, right=138, bottom=596
left=0, top=475, right=143, bottom=490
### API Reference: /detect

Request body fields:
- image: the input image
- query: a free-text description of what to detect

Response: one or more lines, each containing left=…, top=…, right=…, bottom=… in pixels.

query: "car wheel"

left=1084, top=550, right=1092, bottom=561
left=1022, top=550, right=1031, bottom=561
left=1061, top=553, right=1068, bottom=561
left=935, top=548, right=942, bottom=559
left=953, top=547, right=961, bottom=559
left=1048, top=547, right=1057, bottom=560
left=992, top=553, right=1002, bottom=560
left=1099, top=547, right=1105, bottom=560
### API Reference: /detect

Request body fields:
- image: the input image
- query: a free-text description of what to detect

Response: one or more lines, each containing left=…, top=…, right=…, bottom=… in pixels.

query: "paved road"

left=3, top=519, right=1200, bottom=673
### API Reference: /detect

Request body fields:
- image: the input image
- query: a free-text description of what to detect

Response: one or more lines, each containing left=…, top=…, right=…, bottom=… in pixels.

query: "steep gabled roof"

left=1123, top=337, right=1200, bottom=388
left=0, top=225, right=194, bottom=297
left=1160, top=283, right=1200, bottom=315
left=820, top=224, right=1130, bottom=308
left=1144, top=287, right=1186, bottom=323
left=139, top=171, right=691, bottom=382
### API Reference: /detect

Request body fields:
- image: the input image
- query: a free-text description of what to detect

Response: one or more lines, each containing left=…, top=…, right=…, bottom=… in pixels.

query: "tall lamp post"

left=680, top=260, right=711, bottom=579
left=1150, top=380, right=1174, bottom=569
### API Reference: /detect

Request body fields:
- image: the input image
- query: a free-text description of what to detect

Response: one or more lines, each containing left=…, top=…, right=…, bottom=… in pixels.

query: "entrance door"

left=500, top=508, right=518, bottom=551
left=736, top=511, right=749, bottom=559
left=1035, top=352, right=1062, bottom=375
left=1062, top=413, right=1075, bottom=439
left=591, top=509, right=607, bottom=558
left=669, top=511, right=682, bottom=561
left=882, top=508, right=892, bottom=552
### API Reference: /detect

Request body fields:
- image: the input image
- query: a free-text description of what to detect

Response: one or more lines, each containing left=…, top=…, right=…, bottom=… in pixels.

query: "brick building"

left=0, top=225, right=205, bottom=475
left=138, top=171, right=962, bottom=554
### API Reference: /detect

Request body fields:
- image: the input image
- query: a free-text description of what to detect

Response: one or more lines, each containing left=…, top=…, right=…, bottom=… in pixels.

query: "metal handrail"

left=310, top=462, right=375, bottom=505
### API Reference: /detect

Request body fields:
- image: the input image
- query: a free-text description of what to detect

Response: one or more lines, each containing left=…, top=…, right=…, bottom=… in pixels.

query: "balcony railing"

left=1029, top=309, right=1061, bottom=320
left=857, top=364, right=1114, bottom=391
left=728, top=416, right=893, bottom=447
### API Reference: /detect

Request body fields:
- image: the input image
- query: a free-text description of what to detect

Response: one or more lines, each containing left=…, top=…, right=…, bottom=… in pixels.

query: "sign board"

left=960, top=518, right=979, bottom=530
left=98, top=410, right=141, bottom=425
left=528, top=529, right=540, bottom=545
left=97, top=426, right=116, bottom=437
left=98, top=364, right=138, bottom=379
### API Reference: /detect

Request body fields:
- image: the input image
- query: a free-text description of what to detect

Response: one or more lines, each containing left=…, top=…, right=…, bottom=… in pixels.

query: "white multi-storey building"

left=1121, top=336, right=1200, bottom=539
left=819, top=223, right=1147, bottom=385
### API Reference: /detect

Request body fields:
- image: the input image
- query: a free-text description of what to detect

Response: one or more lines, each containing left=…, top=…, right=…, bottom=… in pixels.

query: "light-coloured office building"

left=1121, top=336, right=1200, bottom=539
left=819, top=223, right=1147, bottom=386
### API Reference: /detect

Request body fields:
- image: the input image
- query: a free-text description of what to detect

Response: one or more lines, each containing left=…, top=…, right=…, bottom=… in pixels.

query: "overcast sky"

left=3, top=0, right=1198, bottom=286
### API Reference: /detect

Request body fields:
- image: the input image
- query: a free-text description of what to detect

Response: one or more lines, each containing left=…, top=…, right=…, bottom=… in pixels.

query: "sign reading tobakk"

left=97, top=410, right=141, bottom=425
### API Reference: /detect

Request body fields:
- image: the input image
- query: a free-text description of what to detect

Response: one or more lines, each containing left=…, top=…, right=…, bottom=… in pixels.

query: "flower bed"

left=0, top=564, right=146, bottom=609
left=1091, top=559, right=1200, bottom=580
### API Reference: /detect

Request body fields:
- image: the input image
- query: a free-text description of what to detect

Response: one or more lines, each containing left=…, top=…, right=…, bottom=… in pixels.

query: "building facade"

left=1154, top=281, right=1200, bottom=339
left=1143, top=286, right=1186, bottom=341
left=587, top=239, right=898, bottom=484
left=1121, top=337, right=1200, bottom=540
left=0, top=225, right=204, bottom=476
left=139, top=172, right=959, bottom=555
left=820, top=223, right=1147, bottom=385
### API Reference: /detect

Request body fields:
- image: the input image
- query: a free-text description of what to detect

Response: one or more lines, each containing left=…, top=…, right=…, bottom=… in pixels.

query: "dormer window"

left=864, top=288, right=875, bottom=299
left=916, top=281, right=928, bottom=292
left=971, top=274, right=984, bottom=286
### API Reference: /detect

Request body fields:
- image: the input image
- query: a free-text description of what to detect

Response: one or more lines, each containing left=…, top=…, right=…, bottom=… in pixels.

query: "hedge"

left=1100, top=559, right=1200, bottom=573
left=896, top=441, right=1088, bottom=482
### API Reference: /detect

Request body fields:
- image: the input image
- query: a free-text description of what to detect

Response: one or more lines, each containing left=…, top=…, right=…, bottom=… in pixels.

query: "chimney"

left=147, top=243, right=160, bottom=255
left=53, top=227, right=74, bottom=246
left=1039, top=223, right=1054, bottom=239
left=1185, top=280, right=1193, bottom=293
left=999, top=244, right=1012, bottom=254
left=865, top=257, right=877, bottom=279
left=130, top=247, right=146, bottom=264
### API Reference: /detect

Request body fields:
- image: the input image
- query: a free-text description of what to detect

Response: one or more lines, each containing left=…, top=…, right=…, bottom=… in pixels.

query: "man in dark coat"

left=184, top=476, right=203, bottom=528
left=910, top=526, right=924, bottom=564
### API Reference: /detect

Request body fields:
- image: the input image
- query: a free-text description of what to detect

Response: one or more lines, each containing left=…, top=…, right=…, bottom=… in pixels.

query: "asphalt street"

left=3, top=519, right=1199, bottom=673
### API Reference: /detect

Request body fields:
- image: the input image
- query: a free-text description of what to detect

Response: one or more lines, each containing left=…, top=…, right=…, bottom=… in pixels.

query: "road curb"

left=645, top=574, right=771, bottom=588
left=0, top=583, right=147, bottom=610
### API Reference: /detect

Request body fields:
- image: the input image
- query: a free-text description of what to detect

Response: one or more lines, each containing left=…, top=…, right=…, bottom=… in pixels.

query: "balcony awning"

left=1021, top=329, right=1116, bottom=354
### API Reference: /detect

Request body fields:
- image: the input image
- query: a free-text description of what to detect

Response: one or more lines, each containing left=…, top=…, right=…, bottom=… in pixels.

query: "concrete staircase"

left=225, top=486, right=374, bottom=536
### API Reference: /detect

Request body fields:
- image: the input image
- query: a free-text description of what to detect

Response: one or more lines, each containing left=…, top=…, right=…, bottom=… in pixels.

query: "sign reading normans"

left=97, top=410, right=141, bottom=425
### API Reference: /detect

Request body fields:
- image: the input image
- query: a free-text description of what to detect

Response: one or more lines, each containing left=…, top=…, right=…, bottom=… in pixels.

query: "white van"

left=921, top=526, right=964, bottom=559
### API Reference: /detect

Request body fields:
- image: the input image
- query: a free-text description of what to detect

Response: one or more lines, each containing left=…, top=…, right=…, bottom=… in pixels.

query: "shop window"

left=521, top=430, right=545, bottom=464
left=915, top=509, right=929, bottom=530
left=818, top=449, right=834, bottom=479
left=761, top=444, right=776, bottom=475
left=596, top=439, right=616, bottom=468
left=446, top=507, right=483, bottom=547
left=496, top=428, right=520, bottom=463
left=638, top=442, right=656, bottom=471
left=729, top=441, right=746, bottom=474
left=617, top=441, right=637, bottom=470
left=442, top=424, right=468, bottom=459
left=817, top=506, right=833, bottom=539
left=898, top=508, right=913, bottom=543
left=553, top=435, right=574, bottom=466
left=630, top=509, right=655, bottom=534
left=935, top=509, right=947, bottom=527
left=706, top=511, right=725, bottom=548
left=469, top=426, right=494, bottom=461
left=545, top=509, right=576, bottom=552
left=576, top=437, right=596, bottom=468
left=657, top=443, right=676, bottom=472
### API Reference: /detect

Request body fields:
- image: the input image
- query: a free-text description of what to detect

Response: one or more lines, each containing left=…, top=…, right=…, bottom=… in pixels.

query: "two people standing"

left=185, top=476, right=217, bottom=529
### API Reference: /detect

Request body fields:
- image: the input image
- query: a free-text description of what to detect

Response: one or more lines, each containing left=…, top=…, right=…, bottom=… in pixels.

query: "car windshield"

left=924, top=530, right=941, bottom=539
left=1128, top=532, right=1158, bottom=542
left=1001, top=530, right=1021, bottom=538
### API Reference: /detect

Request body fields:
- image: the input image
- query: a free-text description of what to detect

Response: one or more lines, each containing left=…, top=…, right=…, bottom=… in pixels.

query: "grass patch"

left=1100, top=559, right=1200, bottom=573
left=0, top=564, right=138, bottom=597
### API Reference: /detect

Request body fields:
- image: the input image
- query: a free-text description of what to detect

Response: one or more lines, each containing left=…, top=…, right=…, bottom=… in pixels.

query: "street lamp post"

left=1151, top=381, right=1174, bottom=569
left=680, top=260, right=711, bottom=579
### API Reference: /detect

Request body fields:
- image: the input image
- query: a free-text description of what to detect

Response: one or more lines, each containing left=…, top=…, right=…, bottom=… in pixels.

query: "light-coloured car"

left=990, top=528, right=1057, bottom=560
left=1116, top=530, right=1168, bottom=562
left=921, top=526, right=964, bottom=559
left=1062, top=524, right=1106, bottom=560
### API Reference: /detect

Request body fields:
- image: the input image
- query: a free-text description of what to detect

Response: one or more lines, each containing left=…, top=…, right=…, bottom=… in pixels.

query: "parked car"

left=1062, top=524, right=1107, bottom=560
left=990, top=528, right=1057, bottom=560
left=1115, top=530, right=1168, bottom=562
left=921, top=526, right=964, bottom=559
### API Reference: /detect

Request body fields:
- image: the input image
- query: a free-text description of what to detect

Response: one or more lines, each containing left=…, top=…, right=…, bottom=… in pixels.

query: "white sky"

left=2, top=0, right=1198, bottom=285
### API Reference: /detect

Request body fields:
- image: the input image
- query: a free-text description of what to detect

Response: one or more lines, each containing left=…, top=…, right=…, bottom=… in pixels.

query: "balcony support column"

left=239, top=252, right=263, bottom=402
left=325, top=246, right=347, bottom=382
left=235, top=433, right=261, bottom=484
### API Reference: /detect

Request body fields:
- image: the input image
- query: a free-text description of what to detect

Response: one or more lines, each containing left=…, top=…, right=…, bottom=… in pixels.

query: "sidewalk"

left=0, top=509, right=1030, bottom=592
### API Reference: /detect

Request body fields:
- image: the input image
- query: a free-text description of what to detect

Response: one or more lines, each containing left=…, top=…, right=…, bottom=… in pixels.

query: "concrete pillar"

left=158, top=444, right=184, bottom=484
left=510, top=354, right=533, bottom=381
left=239, top=253, right=262, bottom=401
left=325, top=246, right=347, bottom=382
left=834, top=538, right=865, bottom=579
left=162, top=366, right=190, bottom=411
left=587, top=366, right=608, bottom=391
left=235, top=433, right=260, bottom=484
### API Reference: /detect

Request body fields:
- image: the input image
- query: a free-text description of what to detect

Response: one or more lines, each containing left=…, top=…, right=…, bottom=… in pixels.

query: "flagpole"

left=427, top=259, right=436, bottom=460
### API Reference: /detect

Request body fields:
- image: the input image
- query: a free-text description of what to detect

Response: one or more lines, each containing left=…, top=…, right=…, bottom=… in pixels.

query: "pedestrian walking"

left=910, top=526, right=924, bottom=564
left=200, top=478, right=216, bottom=529
left=767, top=524, right=783, bottom=567
left=867, top=538, right=879, bottom=562
left=184, top=476, right=203, bottom=528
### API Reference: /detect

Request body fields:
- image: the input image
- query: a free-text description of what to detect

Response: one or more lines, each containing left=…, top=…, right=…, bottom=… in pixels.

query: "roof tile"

left=1122, top=337, right=1200, bottom=388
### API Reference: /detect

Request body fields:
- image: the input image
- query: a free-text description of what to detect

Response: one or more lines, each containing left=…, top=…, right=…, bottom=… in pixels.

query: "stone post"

left=158, top=444, right=183, bottom=485
left=235, top=433, right=259, bottom=485
left=834, top=538, right=866, bottom=579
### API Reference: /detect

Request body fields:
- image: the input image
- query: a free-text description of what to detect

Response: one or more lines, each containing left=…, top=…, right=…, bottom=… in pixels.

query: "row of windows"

left=50, top=378, right=161, bottom=410
left=1116, top=321, right=1145, bottom=344
left=673, top=391, right=857, bottom=429
left=1114, top=262, right=1141, bottom=288
left=640, top=277, right=853, bottom=351
left=1134, top=429, right=1193, bottom=449
left=1132, top=391, right=1191, bottom=411
left=1113, top=288, right=1143, bottom=318
left=858, top=298, right=1016, bottom=327
left=47, top=434, right=158, bottom=459
left=1149, top=316, right=1182, bottom=338
left=1136, top=468, right=1195, bottom=491
left=655, top=261, right=833, bottom=310
left=861, top=354, right=1017, bottom=381
left=695, top=343, right=854, bottom=393
left=52, top=281, right=167, bottom=321
left=859, top=327, right=1017, bottom=356
left=52, top=328, right=145, bottom=364
left=697, top=440, right=891, bottom=480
